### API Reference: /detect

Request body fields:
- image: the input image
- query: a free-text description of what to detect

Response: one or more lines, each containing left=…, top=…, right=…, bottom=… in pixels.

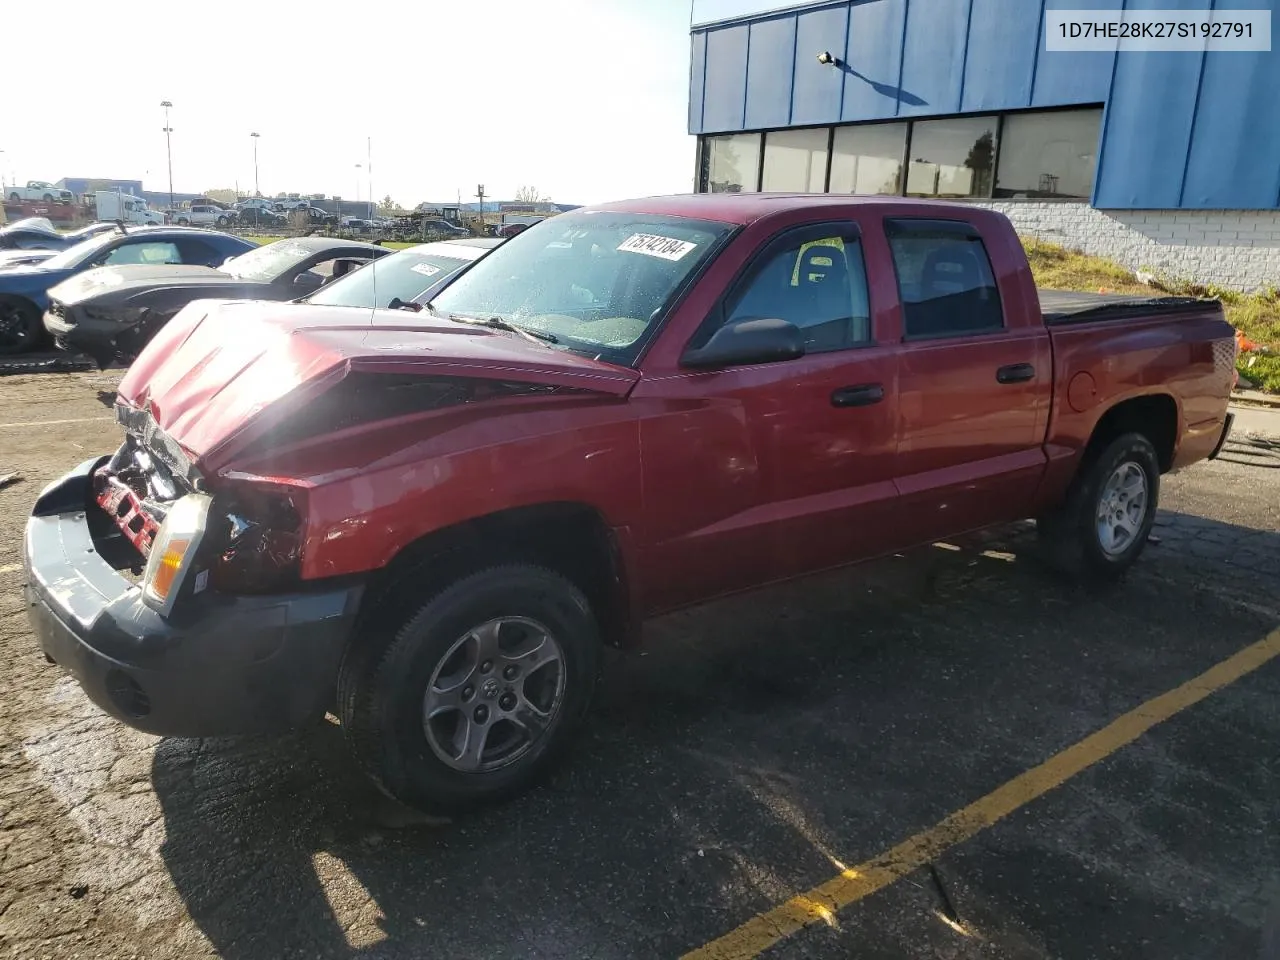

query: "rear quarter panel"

left=1036, top=307, right=1235, bottom=509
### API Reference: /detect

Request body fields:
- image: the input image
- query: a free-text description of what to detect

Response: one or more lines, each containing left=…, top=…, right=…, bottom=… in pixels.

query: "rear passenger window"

left=886, top=220, right=1003, bottom=338
left=720, top=231, right=872, bottom=352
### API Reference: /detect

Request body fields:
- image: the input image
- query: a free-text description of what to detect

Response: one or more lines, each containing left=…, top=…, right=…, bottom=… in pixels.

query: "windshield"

left=306, top=248, right=472, bottom=308
left=219, top=240, right=313, bottom=281
left=428, top=212, right=732, bottom=361
left=39, top=232, right=121, bottom=271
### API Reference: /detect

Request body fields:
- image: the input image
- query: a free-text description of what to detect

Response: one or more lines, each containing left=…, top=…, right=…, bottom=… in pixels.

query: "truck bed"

left=1038, top=289, right=1214, bottom=325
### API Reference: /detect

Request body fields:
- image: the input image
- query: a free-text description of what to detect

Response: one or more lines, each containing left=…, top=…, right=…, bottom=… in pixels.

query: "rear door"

left=882, top=218, right=1052, bottom=546
left=634, top=221, right=901, bottom=613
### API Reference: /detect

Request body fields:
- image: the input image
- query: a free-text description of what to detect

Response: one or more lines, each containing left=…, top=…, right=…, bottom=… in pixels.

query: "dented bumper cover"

left=23, top=458, right=364, bottom=737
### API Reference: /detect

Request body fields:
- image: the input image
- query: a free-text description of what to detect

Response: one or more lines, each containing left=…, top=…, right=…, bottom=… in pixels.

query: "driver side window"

left=720, top=229, right=872, bottom=353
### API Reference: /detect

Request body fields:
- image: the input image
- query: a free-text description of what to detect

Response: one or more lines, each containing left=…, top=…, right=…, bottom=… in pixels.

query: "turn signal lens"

left=142, top=494, right=211, bottom=616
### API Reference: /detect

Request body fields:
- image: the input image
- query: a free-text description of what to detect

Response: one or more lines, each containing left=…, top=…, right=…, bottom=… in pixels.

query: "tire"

left=1037, top=432, right=1160, bottom=579
left=42, top=193, right=53, bottom=202
left=177, top=217, right=189, bottom=225
left=8, top=193, right=19, bottom=201
left=216, top=215, right=228, bottom=227
left=0, top=297, right=43, bottom=355
left=338, top=564, right=601, bottom=813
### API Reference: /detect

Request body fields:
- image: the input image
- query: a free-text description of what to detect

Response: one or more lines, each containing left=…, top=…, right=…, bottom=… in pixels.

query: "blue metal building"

left=689, top=0, right=1280, bottom=210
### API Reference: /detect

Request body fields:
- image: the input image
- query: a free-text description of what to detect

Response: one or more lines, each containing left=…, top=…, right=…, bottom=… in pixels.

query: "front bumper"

left=23, top=458, right=365, bottom=737
left=43, top=303, right=138, bottom=365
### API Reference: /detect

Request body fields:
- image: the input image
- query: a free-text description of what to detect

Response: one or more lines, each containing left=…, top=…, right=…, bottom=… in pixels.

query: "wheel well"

left=358, top=503, right=629, bottom=648
left=1086, top=394, right=1178, bottom=472
left=0, top=294, right=39, bottom=315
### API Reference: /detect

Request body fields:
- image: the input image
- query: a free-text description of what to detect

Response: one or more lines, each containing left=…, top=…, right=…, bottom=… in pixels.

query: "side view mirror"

left=293, top=272, right=322, bottom=289
left=681, top=317, right=806, bottom=370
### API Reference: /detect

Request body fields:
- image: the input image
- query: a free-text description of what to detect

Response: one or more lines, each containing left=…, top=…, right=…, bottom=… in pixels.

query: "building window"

left=761, top=128, right=828, bottom=192
left=829, top=122, right=907, bottom=196
left=704, top=133, right=761, bottom=193
left=995, top=108, right=1102, bottom=199
left=905, top=116, right=997, bottom=199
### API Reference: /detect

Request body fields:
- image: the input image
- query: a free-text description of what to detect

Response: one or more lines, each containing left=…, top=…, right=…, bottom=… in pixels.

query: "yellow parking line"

left=683, top=626, right=1280, bottom=960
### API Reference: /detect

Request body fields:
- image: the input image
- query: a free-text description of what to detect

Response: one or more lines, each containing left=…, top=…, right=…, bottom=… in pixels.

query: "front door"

left=635, top=222, right=900, bottom=614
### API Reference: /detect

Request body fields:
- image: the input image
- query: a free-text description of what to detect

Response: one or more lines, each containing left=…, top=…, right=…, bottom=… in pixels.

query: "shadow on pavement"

left=151, top=512, right=1280, bottom=960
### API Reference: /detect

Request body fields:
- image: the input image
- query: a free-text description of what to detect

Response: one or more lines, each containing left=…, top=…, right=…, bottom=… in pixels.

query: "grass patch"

left=1023, top=238, right=1280, bottom=392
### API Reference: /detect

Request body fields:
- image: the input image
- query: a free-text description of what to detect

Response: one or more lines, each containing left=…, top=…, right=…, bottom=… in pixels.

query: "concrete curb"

left=1232, top=388, right=1280, bottom=409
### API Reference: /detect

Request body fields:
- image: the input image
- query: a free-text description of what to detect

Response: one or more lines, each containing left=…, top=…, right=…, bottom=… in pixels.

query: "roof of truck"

left=588, top=192, right=981, bottom=226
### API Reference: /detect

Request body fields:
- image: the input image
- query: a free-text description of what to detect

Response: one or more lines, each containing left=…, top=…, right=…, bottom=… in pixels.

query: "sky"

left=2, top=0, right=699, bottom=207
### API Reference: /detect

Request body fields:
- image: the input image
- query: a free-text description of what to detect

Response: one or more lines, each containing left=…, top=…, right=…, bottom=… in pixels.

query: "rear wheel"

left=338, top=564, right=601, bottom=813
left=0, top=297, right=42, bottom=355
left=1037, top=432, right=1160, bottom=579
left=8, top=193, right=18, bottom=201
left=177, top=217, right=189, bottom=225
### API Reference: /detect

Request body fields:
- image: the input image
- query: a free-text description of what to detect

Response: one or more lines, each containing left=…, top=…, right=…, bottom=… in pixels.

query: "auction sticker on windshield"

left=410, top=262, right=442, bottom=277
left=617, top=234, right=697, bottom=261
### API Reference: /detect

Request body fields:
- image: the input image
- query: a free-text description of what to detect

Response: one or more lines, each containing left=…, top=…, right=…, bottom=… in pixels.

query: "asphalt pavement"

left=0, top=371, right=1277, bottom=960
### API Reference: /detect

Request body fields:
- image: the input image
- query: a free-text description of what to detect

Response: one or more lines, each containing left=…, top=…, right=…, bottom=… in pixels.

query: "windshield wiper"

left=447, top=314, right=558, bottom=344
left=387, top=297, right=423, bottom=313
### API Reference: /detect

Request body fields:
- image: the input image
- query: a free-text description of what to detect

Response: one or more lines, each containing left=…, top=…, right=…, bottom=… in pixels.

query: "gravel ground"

left=1, top=370, right=1278, bottom=960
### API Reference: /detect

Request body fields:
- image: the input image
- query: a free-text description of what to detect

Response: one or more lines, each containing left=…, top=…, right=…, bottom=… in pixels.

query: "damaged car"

left=44, top=236, right=391, bottom=366
left=22, top=195, right=1236, bottom=814
left=0, top=220, right=119, bottom=270
left=0, top=225, right=254, bottom=354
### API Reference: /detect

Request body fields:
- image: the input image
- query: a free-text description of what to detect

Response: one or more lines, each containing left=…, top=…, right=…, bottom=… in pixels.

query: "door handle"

left=831, top=383, right=884, bottom=408
left=996, top=363, right=1036, bottom=384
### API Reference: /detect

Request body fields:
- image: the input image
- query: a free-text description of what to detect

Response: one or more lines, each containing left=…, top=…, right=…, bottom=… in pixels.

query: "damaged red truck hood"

left=115, top=300, right=640, bottom=472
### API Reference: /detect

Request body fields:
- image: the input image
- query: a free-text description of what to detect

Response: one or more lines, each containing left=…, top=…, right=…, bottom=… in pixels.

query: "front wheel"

left=1037, top=432, right=1160, bottom=579
left=42, top=193, right=53, bottom=202
left=0, top=297, right=43, bottom=355
left=216, top=215, right=229, bottom=227
left=338, top=565, right=601, bottom=813
left=176, top=217, right=189, bottom=225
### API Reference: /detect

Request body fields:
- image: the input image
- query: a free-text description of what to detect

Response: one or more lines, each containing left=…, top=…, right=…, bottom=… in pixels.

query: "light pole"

left=250, top=132, right=260, bottom=196
left=160, top=100, right=174, bottom=210
left=355, top=163, right=362, bottom=207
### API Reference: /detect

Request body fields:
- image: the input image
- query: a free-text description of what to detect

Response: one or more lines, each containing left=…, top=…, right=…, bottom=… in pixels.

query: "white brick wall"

left=968, top=201, right=1280, bottom=293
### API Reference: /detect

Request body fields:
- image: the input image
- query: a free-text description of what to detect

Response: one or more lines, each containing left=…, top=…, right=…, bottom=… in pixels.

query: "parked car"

left=0, top=226, right=254, bottom=354
left=171, top=204, right=234, bottom=227
left=495, top=215, right=545, bottom=238
left=421, top=218, right=467, bottom=238
left=236, top=206, right=288, bottom=228
left=0, top=222, right=126, bottom=270
left=0, top=217, right=64, bottom=251
left=494, top=222, right=530, bottom=238
left=23, top=195, right=1236, bottom=813
left=302, top=206, right=338, bottom=227
left=5, top=181, right=73, bottom=203
left=0, top=218, right=118, bottom=255
left=303, top=237, right=501, bottom=310
left=236, top=198, right=281, bottom=213
left=45, top=237, right=390, bottom=365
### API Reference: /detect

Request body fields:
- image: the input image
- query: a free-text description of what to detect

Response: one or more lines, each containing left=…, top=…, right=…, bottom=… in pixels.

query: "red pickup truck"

left=24, top=194, right=1236, bottom=811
